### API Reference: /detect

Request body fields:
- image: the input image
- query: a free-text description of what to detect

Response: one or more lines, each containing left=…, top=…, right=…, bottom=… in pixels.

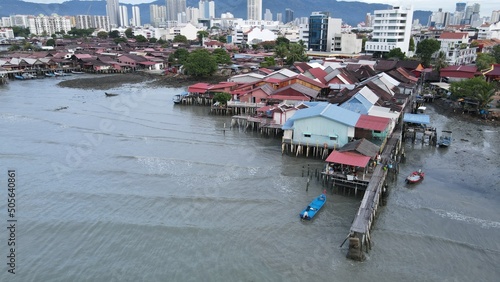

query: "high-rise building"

left=285, top=8, right=294, bottom=24
left=199, top=0, right=215, bottom=19
left=150, top=4, right=167, bottom=26
left=247, top=0, right=262, bottom=20
left=106, top=0, right=120, bottom=28
left=28, top=15, right=72, bottom=35
left=365, top=13, right=372, bottom=27
left=307, top=11, right=341, bottom=52
left=186, top=7, right=200, bottom=25
left=76, top=15, right=110, bottom=31
left=120, top=5, right=128, bottom=27
left=491, top=10, right=500, bottom=23
left=166, top=0, right=187, bottom=22
left=131, top=6, right=141, bottom=27
left=276, top=13, right=283, bottom=23
left=264, top=9, right=273, bottom=21
left=365, top=6, right=414, bottom=55
left=455, top=2, right=466, bottom=12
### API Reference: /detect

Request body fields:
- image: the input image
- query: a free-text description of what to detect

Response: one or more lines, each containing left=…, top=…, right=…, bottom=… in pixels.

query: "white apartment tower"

left=150, top=4, right=167, bottom=26
left=365, top=6, right=413, bottom=55
left=106, top=0, right=120, bottom=28
left=120, top=5, right=129, bottom=27
left=132, top=6, right=141, bottom=26
left=199, top=0, right=215, bottom=19
left=247, top=0, right=262, bottom=21
left=166, top=0, right=187, bottom=22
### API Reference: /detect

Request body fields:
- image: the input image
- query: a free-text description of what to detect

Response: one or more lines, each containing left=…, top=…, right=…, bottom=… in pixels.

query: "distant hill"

left=1, top=0, right=431, bottom=27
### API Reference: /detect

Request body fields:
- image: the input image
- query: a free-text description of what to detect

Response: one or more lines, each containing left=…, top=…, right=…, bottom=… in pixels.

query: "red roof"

left=356, top=115, right=390, bottom=131
left=439, top=32, right=468, bottom=40
left=188, top=83, right=211, bottom=93
left=484, top=64, right=500, bottom=77
left=440, top=65, right=477, bottom=73
left=325, top=151, right=371, bottom=167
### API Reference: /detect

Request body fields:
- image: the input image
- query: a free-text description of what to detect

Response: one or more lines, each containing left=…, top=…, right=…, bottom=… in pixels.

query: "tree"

left=46, top=38, right=55, bottom=47
left=385, top=48, right=405, bottom=60
left=475, top=53, right=496, bottom=71
left=261, top=41, right=276, bottom=51
left=260, top=56, right=276, bottom=68
left=416, top=39, right=440, bottom=67
left=149, top=37, right=157, bottom=43
left=97, top=31, right=108, bottom=39
left=125, top=28, right=134, bottom=38
left=286, top=42, right=307, bottom=65
left=109, top=30, right=120, bottom=38
left=433, top=51, right=448, bottom=73
left=492, top=45, right=500, bottom=64
left=213, top=92, right=232, bottom=105
left=449, top=77, right=495, bottom=102
left=212, top=48, right=232, bottom=65
left=114, top=37, right=127, bottom=44
left=173, top=34, right=188, bottom=44
left=12, top=26, right=30, bottom=38
left=134, top=35, right=148, bottom=42
left=276, top=37, right=290, bottom=48
left=409, top=37, right=415, bottom=52
left=217, top=36, right=227, bottom=43
left=172, top=48, right=190, bottom=65
left=184, top=49, right=218, bottom=77
left=8, top=44, right=21, bottom=51
left=197, top=30, right=209, bottom=43
left=274, top=44, right=288, bottom=66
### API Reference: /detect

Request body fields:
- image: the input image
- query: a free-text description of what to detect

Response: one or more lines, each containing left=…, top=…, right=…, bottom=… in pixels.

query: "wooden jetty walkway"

left=343, top=129, right=402, bottom=261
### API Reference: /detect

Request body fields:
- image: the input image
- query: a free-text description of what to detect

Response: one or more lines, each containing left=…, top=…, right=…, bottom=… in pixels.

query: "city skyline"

left=17, top=0, right=500, bottom=20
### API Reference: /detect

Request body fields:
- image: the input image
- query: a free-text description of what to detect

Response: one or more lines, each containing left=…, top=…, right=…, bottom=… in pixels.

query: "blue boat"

left=437, top=130, right=452, bottom=147
left=172, top=91, right=188, bottom=104
left=299, top=194, right=326, bottom=220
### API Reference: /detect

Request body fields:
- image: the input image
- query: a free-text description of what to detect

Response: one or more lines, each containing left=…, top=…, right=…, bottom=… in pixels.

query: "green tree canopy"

left=475, top=53, right=496, bottom=71
left=12, top=26, right=30, bottom=38
left=449, top=77, right=495, bottom=108
left=97, top=31, right=108, bottom=39
left=433, top=51, right=448, bottom=73
left=172, top=48, right=190, bottom=65
left=114, top=37, right=127, bottom=44
left=274, top=44, right=289, bottom=66
left=173, top=34, right=188, bottom=44
left=260, top=56, right=276, bottom=68
left=416, top=39, right=440, bottom=67
left=67, top=28, right=95, bottom=37
left=213, top=92, right=232, bottom=105
left=217, top=35, right=227, bottom=43
left=492, top=45, right=500, bottom=64
left=45, top=38, right=55, bottom=47
left=134, top=35, right=148, bottom=42
left=212, top=48, right=232, bottom=65
left=409, top=37, right=415, bottom=52
left=109, top=30, right=120, bottom=38
left=276, top=37, right=290, bottom=48
left=197, top=30, right=209, bottom=42
left=385, top=47, right=405, bottom=60
left=286, top=42, right=308, bottom=65
left=149, top=37, right=157, bottom=43
left=261, top=41, right=276, bottom=51
left=184, top=49, right=218, bottom=77
left=125, top=28, right=134, bottom=38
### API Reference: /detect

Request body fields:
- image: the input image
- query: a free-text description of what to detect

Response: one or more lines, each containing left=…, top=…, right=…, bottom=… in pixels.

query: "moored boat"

left=172, top=91, right=188, bottom=104
left=406, top=169, right=424, bottom=184
left=300, top=194, right=326, bottom=220
left=105, top=92, right=119, bottom=97
left=437, top=130, right=452, bottom=147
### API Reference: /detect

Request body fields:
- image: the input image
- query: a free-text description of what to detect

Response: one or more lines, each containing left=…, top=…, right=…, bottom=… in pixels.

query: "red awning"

left=325, top=151, right=371, bottom=167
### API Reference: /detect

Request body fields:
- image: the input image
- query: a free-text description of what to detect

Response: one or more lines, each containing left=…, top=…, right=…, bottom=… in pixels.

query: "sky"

left=22, top=0, right=499, bottom=18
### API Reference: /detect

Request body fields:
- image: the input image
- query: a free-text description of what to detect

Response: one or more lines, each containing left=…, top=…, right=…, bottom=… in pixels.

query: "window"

left=303, top=133, right=311, bottom=138
left=329, top=135, right=337, bottom=141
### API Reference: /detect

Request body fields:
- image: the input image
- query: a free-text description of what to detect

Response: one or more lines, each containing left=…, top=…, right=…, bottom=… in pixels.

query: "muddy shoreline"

left=57, top=72, right=229, bottom=90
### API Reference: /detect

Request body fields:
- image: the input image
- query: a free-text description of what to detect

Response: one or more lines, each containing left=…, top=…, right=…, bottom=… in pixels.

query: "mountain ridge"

left=1, top=0, right=431, bottom=27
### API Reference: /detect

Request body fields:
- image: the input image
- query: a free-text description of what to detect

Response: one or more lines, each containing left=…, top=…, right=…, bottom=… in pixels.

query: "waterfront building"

left=365, top=6, right=413, bottom=56
left=106, top=0, right=120, bottom=28
left=248, top=0, right=262, bottom=21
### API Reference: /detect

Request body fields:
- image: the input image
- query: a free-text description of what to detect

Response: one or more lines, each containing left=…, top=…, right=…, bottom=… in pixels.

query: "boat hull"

left=300, top=194, right=326, bottom=220
left=406, top=171, right=424, bottom=184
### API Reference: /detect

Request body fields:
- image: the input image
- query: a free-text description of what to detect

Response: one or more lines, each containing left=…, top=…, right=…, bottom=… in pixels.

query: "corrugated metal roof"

left=339, top=138, right=379, bottom=158
left=340, top=93, right=373, bottom=114
left=289, top=103, right=360, bottom=127
left=325, top=151, right=371, bottom=167
left=356, top=115, right=390, bottom=131
left=403, top=113, right=430, bottom=124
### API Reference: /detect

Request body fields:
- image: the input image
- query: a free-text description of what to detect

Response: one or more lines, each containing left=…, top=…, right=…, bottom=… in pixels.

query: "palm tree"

left=274, top=44, right=288, bottom=66
left=286, top=43, right=307, bottom=65
left=475, top=88, right=496, bottom=111
left=434, top=51, right=448, bottom=73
